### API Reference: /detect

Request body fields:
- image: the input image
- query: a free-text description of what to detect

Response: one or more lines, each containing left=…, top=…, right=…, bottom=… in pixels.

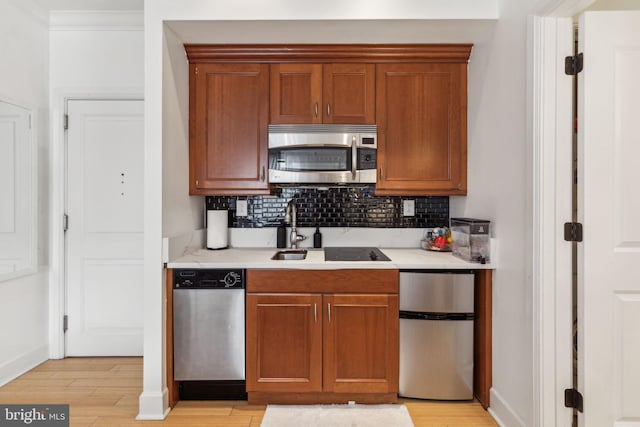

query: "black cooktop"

left=324, top=247, right=391, bottom=262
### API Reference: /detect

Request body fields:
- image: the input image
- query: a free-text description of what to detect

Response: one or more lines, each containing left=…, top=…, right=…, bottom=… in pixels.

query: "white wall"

left=47, top=11, right=144, bottom=358
left=49, top=12, right=144, bottom=91
left=144, top=0, right=537, bottom=422
left=162, top=25, right=203, bottom=238
left=0, top=0, right=50, bottom=386
left=451, top=0, right=539, bottom=424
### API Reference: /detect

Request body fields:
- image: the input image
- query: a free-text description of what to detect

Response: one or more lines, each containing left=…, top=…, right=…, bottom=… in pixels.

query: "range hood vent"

left=268, top=124, right=377, bottom=134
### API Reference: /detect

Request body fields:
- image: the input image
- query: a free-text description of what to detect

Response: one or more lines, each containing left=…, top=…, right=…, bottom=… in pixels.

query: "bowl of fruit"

left=421, top=227, right=452, bottom=252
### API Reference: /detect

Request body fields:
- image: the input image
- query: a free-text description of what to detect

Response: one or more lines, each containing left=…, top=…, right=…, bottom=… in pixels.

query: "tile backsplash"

left=206, top=186, right=449, bottom=229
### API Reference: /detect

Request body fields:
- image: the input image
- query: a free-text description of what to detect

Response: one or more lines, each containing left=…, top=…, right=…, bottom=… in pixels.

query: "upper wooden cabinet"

left=188, top=62, right=270, bottom=195
left=270, top=63, right=321, bottom=124
left=270, top=63, right=375, bottom=124
left=375, top=63, right=468, bottom=196
left=185, top=44, right=471, bottom=196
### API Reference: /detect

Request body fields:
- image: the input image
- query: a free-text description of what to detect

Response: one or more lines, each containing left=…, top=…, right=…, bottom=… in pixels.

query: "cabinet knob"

left=327, top=103, right=331, bottom=117
left=314, top=102, right=318, bottom=118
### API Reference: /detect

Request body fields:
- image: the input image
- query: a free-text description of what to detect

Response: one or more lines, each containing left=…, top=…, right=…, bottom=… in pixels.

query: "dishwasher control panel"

left=173, top=269, right=245, bottom=289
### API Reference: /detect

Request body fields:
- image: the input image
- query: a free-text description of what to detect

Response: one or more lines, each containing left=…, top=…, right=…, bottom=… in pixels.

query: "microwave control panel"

left=358, top=148, right=377, bottom=170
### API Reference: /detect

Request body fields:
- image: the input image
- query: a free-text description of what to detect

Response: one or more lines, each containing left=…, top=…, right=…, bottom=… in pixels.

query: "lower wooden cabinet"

left=323, top=294, right=399, bottom=394
left=166, top=267, right=491, bottom=408
left=245, top=269, right=399, bottom=403
left=246, top=293, right=323, bottom=393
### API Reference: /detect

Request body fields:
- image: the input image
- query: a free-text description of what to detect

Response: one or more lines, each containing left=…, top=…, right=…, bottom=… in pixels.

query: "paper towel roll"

left=207, top=210, right=228, bottom=249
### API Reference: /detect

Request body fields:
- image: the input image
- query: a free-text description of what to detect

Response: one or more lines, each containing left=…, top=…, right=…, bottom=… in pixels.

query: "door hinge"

left=63, top=114, right=69, bottom=130
left=565, top=53, right=584, bottom=75
left=63, top=214, right=69, bottom=232
left=63, top=315, right=68, bottom=333
left=564, top=388, right=583, bottom=412
left=564, top=222, right=583, bottom=242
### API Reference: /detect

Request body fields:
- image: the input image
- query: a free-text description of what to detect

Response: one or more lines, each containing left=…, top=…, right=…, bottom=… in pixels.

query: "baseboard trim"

left=137, top=387, right=170, bottom=420
left=0, top=344, right=49, bottom=387
left=488, top=388, right=526, bottom=427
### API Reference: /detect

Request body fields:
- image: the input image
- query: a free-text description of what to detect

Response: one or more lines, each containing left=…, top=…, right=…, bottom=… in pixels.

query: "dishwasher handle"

left=400, top=310, right=474, bottom=321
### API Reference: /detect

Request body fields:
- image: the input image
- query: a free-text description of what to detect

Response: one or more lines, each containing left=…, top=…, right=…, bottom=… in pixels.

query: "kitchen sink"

left=271, top=249, right=308, bottom=260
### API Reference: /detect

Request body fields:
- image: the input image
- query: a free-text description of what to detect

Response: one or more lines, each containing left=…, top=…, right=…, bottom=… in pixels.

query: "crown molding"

left=185, top=44, right=473, bottom=64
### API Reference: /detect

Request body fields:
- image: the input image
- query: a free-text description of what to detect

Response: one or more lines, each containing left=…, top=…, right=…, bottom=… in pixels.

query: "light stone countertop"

left=167, top=247, right=493, bottom=270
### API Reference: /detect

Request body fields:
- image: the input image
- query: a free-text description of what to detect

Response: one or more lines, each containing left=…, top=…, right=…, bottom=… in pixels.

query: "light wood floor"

left=0, top=358, right=498, bottom=426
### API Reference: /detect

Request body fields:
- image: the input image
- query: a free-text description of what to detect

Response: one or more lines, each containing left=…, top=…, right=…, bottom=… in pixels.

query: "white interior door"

left=65, top=99, right=144, bottom=356
left=578, top=11, right=640, bottom=426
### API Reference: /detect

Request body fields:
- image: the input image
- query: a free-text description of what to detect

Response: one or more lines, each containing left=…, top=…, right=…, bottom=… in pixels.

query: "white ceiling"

left=33, top=0, right=143, bottom=11
left=588, top=0, right=640, bottom=9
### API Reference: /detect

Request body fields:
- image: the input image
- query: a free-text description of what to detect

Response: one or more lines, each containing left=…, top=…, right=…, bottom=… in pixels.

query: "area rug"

left=260, top=403, right=414, bottom=427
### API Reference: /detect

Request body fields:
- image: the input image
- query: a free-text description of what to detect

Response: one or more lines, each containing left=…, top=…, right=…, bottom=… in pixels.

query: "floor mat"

left=260, top=403, right=414, bottom=427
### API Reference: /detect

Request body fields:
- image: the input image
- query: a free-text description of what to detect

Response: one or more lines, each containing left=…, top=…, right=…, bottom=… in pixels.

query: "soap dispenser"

left=277, top=222, right=287, bottom=248
left=313, top=226, right=322, bottom=248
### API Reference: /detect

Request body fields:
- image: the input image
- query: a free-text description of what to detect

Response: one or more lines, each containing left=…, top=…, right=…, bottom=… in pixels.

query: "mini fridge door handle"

left=399, top=310, right=474, bottom=321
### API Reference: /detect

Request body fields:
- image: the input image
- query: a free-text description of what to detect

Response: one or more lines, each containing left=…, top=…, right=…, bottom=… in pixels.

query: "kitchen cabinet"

left=185, top=44, right=471, bottom=196
left=165, top=260, right=490, bottom=409
left=246, top=269, right=398, bottom=404
left=375, top=63, right=468, bottom=196
left=323, top=293, right=398, bottom=394
left=188, top=62, right=270, bottom=195
left=270, top=63, right=375, bottom=124
left=246, top=293, right=323, bottom=393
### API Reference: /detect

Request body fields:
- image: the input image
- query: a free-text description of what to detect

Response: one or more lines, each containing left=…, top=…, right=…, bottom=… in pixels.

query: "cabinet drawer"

left=247, top=269, right=399, bottom=293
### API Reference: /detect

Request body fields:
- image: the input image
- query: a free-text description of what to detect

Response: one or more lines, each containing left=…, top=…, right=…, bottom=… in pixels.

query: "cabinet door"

left=270, top=64, right=323, bottom=124
left=246, top=293, right=323, bottom=392
left=190, top=63, right=269, bottom=195
left=323, top=294, right=399, bottom=394
left=323, top=64, right=375, bottom=124
left=375, top=63, right=467, bottom=195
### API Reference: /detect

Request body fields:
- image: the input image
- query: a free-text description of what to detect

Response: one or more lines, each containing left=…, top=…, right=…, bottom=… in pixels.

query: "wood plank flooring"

left=0, top=358, right=498, bottom=426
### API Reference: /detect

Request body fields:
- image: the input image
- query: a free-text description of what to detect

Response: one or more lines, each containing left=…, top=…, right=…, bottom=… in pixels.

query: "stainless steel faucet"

left=284, top=200, right=306, bottom=249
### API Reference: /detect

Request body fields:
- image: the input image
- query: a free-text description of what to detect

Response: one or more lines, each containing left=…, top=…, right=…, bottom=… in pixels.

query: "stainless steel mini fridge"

left=399, top=271, right=474, bottom=400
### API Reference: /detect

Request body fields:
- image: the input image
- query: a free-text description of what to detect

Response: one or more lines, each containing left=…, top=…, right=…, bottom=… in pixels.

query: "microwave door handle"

left=351, top=136, right=357, bottom=180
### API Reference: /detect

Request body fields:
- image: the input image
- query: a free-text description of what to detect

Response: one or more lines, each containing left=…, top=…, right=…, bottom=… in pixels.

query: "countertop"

left=167, top=247, right=493, bottom=270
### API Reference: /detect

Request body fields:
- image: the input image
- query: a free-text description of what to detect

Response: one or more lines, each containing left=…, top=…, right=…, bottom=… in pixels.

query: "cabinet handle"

left=328, top=303, right=331, bottom=322
left=327, top=103, right=331, bottom=117
left=260, top=166, right=265, bottom=182
left=314, top=102, right=318, bottom=118
left=314, top=303, right=317, bottom=322
left=379, top=167, right=383, bottom=180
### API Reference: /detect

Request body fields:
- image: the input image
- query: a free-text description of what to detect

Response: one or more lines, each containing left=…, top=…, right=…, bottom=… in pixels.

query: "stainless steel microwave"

left=268, top=124, right=377, bottom=184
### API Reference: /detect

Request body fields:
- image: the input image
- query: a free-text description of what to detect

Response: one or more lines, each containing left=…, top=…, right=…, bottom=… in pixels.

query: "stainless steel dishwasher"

left=399, top=270, right=475, bottom=400
left=173, top=269, right=246, bottom=399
